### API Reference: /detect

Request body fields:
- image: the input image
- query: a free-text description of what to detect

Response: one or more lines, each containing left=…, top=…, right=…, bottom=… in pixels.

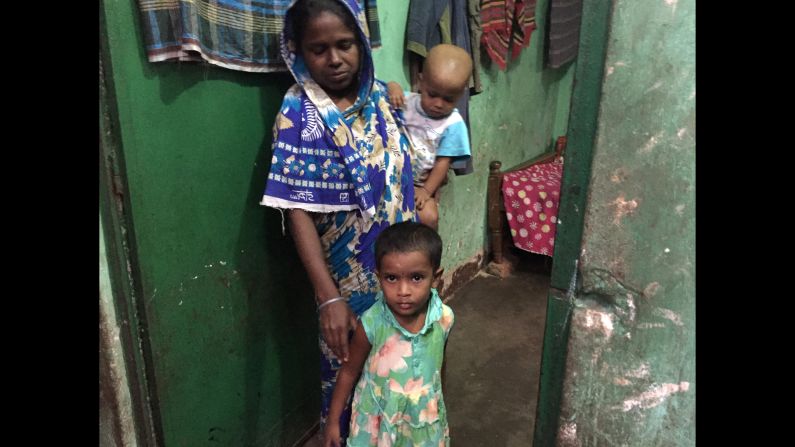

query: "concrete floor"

left=302, top=252, right=550, bottom=446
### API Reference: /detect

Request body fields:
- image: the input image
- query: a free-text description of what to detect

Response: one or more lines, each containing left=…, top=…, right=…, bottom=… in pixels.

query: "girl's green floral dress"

left=348, top=289, right=455, bottom=446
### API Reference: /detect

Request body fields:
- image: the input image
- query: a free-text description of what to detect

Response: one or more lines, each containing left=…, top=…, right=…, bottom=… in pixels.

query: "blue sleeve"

left=436, top=117, right=471, bottom=160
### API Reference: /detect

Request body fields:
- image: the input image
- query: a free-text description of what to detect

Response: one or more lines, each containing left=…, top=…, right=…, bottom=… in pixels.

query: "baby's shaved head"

left=423, top=44, right=473, bottom=91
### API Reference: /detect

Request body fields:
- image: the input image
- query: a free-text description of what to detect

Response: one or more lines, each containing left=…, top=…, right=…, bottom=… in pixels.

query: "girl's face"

left=377, top=250, right=440, bottom=330
left=300, top=11, right=361, bottom=101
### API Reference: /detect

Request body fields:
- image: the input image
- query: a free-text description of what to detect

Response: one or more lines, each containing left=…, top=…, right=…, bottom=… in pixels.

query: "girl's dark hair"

left=290, top=0, right=360, bottom=47
left=375, top=222, right=443, bottom=271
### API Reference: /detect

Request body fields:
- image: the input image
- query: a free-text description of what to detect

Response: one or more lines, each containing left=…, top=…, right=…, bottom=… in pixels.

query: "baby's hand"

left=415, top=186, right=431, bottom=210
left=387, top=81, right=406, bottom=109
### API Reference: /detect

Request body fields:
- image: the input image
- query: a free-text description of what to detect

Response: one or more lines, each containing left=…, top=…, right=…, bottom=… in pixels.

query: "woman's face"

left=300, top=11, right=361, bottom=100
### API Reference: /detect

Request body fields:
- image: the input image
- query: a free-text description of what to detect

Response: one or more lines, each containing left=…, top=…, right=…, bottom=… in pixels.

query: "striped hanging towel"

left=137, top=0, right=381, bottom=73
left=546, top=0, right=583, bottom=68
left=480, top=0, right=537, bottom=70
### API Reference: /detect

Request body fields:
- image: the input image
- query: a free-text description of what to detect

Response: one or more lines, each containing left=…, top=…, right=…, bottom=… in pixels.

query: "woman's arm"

left=288, top=209, right=358, bottom=361
left=322, top=324, right=372, bottom=447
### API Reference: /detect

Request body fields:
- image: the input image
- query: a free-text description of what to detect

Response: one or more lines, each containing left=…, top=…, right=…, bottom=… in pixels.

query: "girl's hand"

left=387, top=81, right=405, bottom=109
left=323, top=423, right=342, bottom=447
left=319, top=300, right=358, bottom=362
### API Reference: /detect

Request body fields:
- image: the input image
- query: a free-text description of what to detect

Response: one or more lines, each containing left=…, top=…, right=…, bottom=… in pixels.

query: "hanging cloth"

left=546, top=0, right=583, bottom=68
left=137, top=0, right=382, bottom=72
left=468, top=0, right=484, bottom=94
left=480, top=0, right=537, bottom=70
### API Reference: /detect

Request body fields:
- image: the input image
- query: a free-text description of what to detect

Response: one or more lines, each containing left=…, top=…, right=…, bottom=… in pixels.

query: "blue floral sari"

left=260, top=0, right=415, bottom=440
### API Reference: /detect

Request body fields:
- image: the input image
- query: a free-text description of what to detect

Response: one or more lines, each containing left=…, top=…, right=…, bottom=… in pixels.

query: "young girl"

left=260, top=0, right=415, bottom=440
left=323, top=222, right=455, bottom=447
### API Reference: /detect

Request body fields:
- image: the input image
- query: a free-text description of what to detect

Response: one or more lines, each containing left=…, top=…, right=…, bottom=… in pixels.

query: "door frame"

left=533, top=0, right=614, bottom=445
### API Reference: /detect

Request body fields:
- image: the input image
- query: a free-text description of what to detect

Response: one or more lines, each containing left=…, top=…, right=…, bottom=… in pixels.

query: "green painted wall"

left=100, top=0, right=574, bottom=444
left=552, top=0, right=696, bottom=445
left=101, top=0, right=316, bottom=445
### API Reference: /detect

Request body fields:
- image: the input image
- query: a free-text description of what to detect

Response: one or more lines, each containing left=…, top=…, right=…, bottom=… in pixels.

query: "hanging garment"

left=137, top=0, right=381, bottom=72
left=480, top=0, right=538, bottom=70
left=468, top=0, right=484, bottom=94
left=406, top=0, right=451, bottom=59
left=546, top=0, right=583, bottom=68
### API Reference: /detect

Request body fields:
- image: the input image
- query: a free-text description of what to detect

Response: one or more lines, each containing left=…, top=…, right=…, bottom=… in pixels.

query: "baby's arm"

left=323, top=324, right=372, bottom=447
left=416, top=156, right=452, bottom=208
left=386, top=81, right=406, bottom=109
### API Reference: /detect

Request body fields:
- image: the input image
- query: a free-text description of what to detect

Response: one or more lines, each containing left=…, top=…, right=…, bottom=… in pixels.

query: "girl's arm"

left=323, top=324, right=372, bottom=447
left=416, top=156, right=452, bottom=207
left=288, top=209, right=358, bottom=361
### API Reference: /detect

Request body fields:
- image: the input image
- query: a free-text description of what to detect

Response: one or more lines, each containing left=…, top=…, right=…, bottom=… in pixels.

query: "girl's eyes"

left=384, top=274, right=425, bottom=282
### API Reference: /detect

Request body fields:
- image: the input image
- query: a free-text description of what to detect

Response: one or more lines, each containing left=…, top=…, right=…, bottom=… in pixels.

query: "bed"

left=486, top=136, right=566, bottom=274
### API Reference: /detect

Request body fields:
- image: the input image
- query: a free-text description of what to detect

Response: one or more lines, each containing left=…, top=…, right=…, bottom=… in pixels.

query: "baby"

left=388, top=44, right=473, bottom=230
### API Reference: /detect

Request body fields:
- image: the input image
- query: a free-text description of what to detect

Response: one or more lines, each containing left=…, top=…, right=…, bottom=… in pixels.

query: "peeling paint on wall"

left=610, top=194, right=639, bottom=225
left=652, top=307, right=684, bottom=326
left=644, top=81, right=663, bottom=94
left=558, top=421, right=580, bottom=447
left=437, top=251, right=484, bottom=300
left=619, top=381, right=690, bottom=412
left=638, top=131, right=664, bottom=154
left=643, top=281, right=661, bottom=297
left=582, top=308, right=615, bottom=339
left=664, top=0, right=679, bottom=15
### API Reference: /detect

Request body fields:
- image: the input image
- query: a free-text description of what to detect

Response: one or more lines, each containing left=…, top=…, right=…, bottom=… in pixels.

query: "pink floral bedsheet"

left=501, top=160, right=563, bottom=257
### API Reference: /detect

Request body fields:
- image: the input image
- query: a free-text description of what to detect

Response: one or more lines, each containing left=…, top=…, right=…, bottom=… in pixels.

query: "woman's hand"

left=319, top=299, right=358, bottom=362
left=287, top=209, right=357, bottom=360
left=387, top=81, right=405, bottom=109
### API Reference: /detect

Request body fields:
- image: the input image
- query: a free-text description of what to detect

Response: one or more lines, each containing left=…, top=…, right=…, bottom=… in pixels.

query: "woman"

left=260, top=0, right=415, bottom=440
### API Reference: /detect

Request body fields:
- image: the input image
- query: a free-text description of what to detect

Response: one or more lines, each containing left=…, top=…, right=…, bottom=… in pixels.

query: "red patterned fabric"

left=501, top=160, right=563, bottom=257
left=480, top=0, right=537, bottom=70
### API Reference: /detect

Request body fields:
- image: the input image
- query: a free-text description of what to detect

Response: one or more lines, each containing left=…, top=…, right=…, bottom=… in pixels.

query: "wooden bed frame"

left=486, top=137, right=567, bottom=266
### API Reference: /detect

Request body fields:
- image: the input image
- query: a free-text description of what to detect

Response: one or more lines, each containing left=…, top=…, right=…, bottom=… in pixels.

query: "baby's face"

left=419, top=72, right=464, bottom=119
